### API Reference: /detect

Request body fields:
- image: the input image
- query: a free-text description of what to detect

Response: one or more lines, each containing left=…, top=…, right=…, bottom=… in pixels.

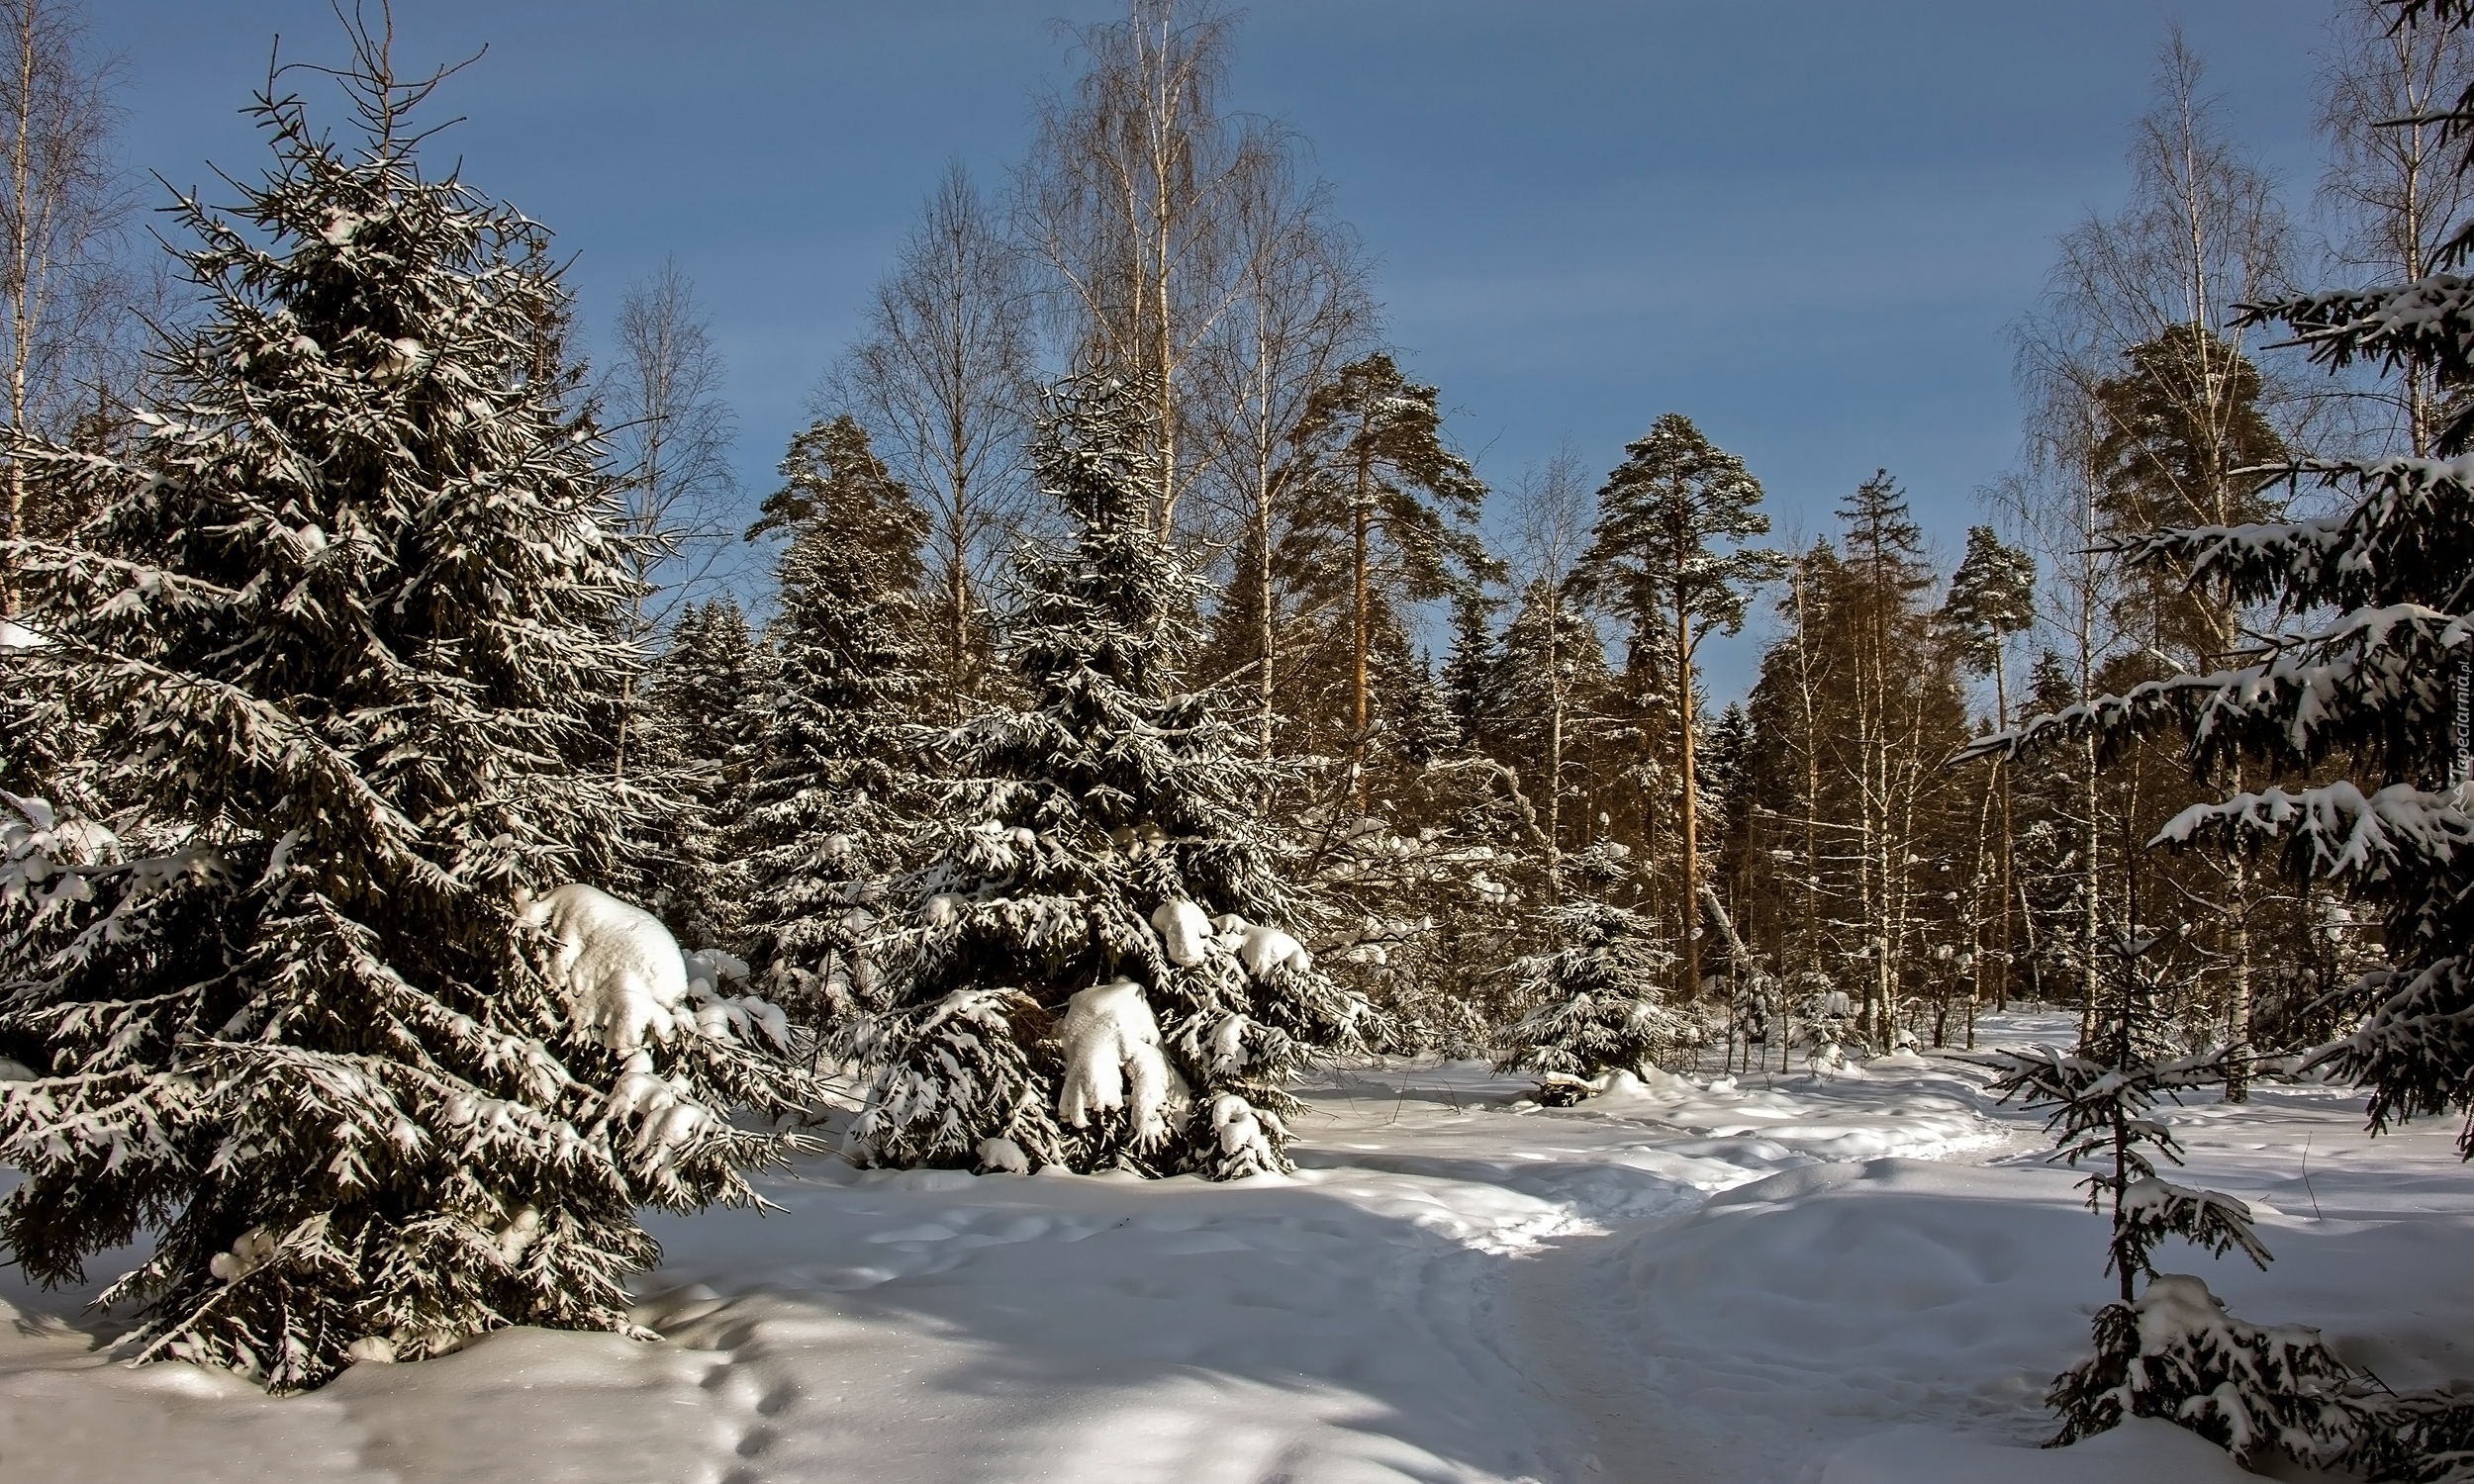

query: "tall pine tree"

left=1570, top=414, right=1781, bottom=997
left=1289, top=352, right=1490, bottom=793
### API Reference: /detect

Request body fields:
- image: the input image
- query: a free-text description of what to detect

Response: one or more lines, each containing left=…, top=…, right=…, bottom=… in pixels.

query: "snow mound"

left=1209, top=1093, right=1279, bottom=1177
left=1233, top=921, right=1311, bottom=978
left=682, top=948, right=750, bottom=991
left=519, top=884, right=692, bottom=1052
left=1150, top=900, right=1212, bottom=967
left=206, top=1227, right=277, bottom=1285
left=1593, top=1066, right=1698, bottom=1101
left=518, top=886, right=790, bottom=1054
left=16, top=1003, right=2466, bottom=1484
left=1056, top=979, right=1172, bottom=1144
left=596, top=1050, right=710, bottom=1163
left=370, top=336, right=428, bottom=384
left=1209, top=1013, right=1248, bottom=1073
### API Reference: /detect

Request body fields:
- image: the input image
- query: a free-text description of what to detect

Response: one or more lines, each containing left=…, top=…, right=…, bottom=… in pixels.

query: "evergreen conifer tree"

left=640, top=598, right=757, bottom=954
left=1979, top=922, right=2361, bottom=1470
left=737, top=416, right=928, bottom=1030
left=1570, top=413, right=1782, bottom=997
left=1440, top=587, right=1501, bottom=752
left=1943, top=526, right=2038, bottom=688
left=839, top=374, right=1365, bottom=1177
left=1290, top=352, right=1491, bottom=788
left=1495, top=845, right=1687, bottom=1102
left=0, top=33, right=807, bottom=1391
left=1943, top=526, right=2037, bottom=1015
left=1304, top=599, right=1514, bottom=1057
left=2172, top=0, right=2474, bottom=1152
left=2088, top=325, right=2288, bottom=669
left=1356, top=600, right=1458, bottom=776
left=1973, top=0, right=2474, bottom=1159
left=1963, top=9, right=2474, bottom=1461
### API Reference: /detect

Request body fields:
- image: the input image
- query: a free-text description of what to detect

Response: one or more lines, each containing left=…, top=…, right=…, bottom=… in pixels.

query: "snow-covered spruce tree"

left=638, top=598, right=758, bottom=955
left=737, top=415, right=927, bottom=1031
left=0, top=35, right=808, bottom=1392
left=1495, top=844, right=1689, bottom=1102
left=1978, top=920, right=2361, bottom=1466
left=840, top=373, right=1366, bottom=1178
left=1983, top=926, right=2268, bottom=1304
left=2046, top=1273, right=2364, bottom=1470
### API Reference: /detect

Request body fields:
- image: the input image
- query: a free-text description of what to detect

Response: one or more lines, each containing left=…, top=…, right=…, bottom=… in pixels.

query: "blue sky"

left=90, top=1, right=2339, bottom=697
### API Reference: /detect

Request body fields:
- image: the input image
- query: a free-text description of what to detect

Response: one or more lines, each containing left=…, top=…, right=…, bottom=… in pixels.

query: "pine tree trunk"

left=1967, top=767, right=1997, bottom=1051
left=2226, top=839, right=2252, bottom=1103
left=1677, top=602, right=1700, bottom=1001
left=1349, top=432, right=1372, bottom=803
left=1995, top=663, right=2015, bottom=1012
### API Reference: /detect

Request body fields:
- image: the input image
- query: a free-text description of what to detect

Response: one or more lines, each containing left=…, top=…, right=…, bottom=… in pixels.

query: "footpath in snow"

left=5, top=1009, right=2473, bottom=1483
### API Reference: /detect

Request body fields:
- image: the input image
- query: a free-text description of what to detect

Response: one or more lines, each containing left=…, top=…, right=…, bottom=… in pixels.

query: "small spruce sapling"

left=1982, top=923, right=2359, bottom=1467
left=1495, top=844, right=1688, bottom=1103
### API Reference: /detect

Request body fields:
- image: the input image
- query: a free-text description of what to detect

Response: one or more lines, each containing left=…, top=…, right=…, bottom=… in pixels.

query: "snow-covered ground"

left=7, top=1009, right=2473, bottom=1483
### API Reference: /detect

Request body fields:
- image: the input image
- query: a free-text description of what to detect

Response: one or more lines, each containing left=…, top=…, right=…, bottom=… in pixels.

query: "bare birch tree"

left=2012, top=30, right=2296, bottom=1080
left=2023, top=30, right=2301, bottom=629
left=828, top=162, right=1036, bottom=720
left=601, top=255, right=738, bottom=772
left=2317, top=0, right=2474, bottom=454
left=1505, top=448, right=1595, bottom=909
left=1017, top=0, right=1271, bottom=538
left=0, top=0, right=131, bottom=612
left=1190, top=145, right=1374, bottom=756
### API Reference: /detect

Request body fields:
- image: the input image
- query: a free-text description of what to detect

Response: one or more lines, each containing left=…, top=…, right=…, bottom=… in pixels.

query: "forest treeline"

left=1, top=1, right=2456, bottom=1083
left=599, top=3, right=2440, bottom=1084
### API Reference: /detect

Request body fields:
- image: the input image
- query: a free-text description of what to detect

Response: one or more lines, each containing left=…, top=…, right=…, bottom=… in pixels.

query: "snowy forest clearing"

left=4, top=1011, right=2466, bottom=1483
